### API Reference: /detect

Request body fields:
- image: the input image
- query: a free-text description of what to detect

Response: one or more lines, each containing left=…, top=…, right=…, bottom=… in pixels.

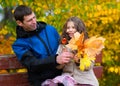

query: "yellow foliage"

left=114, top=67, right=119, bottom=74
left=17, top=69, right=27, bottom=73
left=43, top=5, right=48, bottom=10
left=54, top=8, right=61, bottom=14
left=18, top=0, right=23, bottom=5
left=108, top=66, right=120, bottom=75
left=96, top=5, right=102, bottom=11
left=84, top=5, right=89, bottom=11
left=0, top=70, right=8, bottom=74
left=0, top=1, right=120, bottom=85
left=108, top=67, right=114, bottom=72
left=12, top=9, right=14, bottom=14
left=39, top=17, right=47, bottom=22
left=0, top=35, right=15, bottom=54
left=0, top=29, right=8, bottom=35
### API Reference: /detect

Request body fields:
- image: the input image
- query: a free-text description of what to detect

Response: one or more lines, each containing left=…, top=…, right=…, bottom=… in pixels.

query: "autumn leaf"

left=66, top=32, right=84, bottom=50
left=66, top=32, right=105, bottom=71
left=84, top=36, right=105, bottom=57
left=62, top=38, right=67, bottom=45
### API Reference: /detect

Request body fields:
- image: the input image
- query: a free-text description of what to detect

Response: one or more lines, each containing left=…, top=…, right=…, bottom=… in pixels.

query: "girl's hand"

left=74, top=54, right=80, bottom=63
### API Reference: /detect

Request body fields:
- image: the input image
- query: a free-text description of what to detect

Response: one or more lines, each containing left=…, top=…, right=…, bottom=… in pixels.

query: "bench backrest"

left=0, top=55, right=30, bottom=86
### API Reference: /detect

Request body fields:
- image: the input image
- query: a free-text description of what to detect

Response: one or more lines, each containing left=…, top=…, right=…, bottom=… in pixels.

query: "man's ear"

left=16, top=20, right=23, bottom=26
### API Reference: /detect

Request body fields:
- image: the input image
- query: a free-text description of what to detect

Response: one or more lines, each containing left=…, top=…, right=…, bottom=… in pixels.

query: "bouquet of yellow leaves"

left=65, top=32, right=105, bottom=71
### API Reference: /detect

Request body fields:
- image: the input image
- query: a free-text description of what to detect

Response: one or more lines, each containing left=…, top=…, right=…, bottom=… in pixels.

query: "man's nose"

left=32, top=18, right=36, bottom=23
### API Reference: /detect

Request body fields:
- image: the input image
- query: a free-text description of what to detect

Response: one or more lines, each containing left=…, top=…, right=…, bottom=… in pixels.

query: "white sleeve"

left=56, top=44, right=63, bottom=54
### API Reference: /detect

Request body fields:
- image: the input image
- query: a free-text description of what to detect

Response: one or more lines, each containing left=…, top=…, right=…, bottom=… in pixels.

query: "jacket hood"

left=16, top=21, right=46, bottom=38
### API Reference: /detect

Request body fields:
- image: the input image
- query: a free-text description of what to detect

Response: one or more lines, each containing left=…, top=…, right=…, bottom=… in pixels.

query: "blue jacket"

left=12, top=22, right=62, bottom=85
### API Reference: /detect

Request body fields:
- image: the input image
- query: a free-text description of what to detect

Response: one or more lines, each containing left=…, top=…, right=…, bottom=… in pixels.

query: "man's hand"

left=56, top=51, right=74, bottom=64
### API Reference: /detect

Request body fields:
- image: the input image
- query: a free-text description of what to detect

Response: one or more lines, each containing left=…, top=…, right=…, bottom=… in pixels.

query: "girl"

left=42, top=17, right=99, bottom=86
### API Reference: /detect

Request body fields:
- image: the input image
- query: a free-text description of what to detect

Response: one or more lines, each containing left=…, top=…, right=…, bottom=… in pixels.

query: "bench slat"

left=93, top=66, right=103, bottom=78
left=0, top=55, right=24, bottom=69
left=0, top=73, right=30, bottom=86
left=95, top=52, right=102, bottom=63
left=0, top=52, right=102, bottom=69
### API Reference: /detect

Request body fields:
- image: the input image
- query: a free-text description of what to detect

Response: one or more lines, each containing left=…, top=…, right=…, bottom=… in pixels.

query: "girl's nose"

left=69, top=28, right=73, bottom=31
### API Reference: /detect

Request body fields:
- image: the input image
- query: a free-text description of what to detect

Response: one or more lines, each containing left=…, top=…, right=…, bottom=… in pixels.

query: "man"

left=12, top=5, right=73, bottom=86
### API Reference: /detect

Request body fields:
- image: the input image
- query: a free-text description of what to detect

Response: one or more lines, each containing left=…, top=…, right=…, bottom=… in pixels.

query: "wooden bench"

left=0, top=53, right=103, bottom=86
left=94, top=52, right=103, bottom=79
left=0, top=54, right=30, bottom=86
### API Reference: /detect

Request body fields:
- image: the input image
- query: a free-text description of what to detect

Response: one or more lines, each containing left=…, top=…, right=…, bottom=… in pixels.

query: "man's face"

left=18, top=12, right=37, bottom=31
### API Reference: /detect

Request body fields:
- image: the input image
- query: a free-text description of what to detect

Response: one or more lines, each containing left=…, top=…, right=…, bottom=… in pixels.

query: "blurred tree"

left=0, top=0, right=120, bottom=86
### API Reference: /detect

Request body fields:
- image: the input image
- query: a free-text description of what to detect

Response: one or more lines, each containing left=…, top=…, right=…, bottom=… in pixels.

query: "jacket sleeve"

left=21, top=50, right=59, bottom=72
left=12, top=40, right=59, bottom=72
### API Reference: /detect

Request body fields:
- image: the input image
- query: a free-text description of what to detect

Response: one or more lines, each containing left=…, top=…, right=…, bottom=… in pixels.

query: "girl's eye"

left=67, top=27, right=70, bottom=29
left=72, top=27, right=75, bottom=29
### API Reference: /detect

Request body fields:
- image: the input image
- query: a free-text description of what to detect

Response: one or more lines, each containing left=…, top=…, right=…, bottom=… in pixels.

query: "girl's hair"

left=60, top=16, right=88, bottom=44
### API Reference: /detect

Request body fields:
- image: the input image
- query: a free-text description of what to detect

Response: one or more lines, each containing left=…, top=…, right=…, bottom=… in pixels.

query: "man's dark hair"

left=14, top=5, right=32, bottom=22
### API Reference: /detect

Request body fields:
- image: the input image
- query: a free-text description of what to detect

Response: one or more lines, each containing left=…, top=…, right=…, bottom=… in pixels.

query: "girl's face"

left=66, top=21, right=77, bottom=38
